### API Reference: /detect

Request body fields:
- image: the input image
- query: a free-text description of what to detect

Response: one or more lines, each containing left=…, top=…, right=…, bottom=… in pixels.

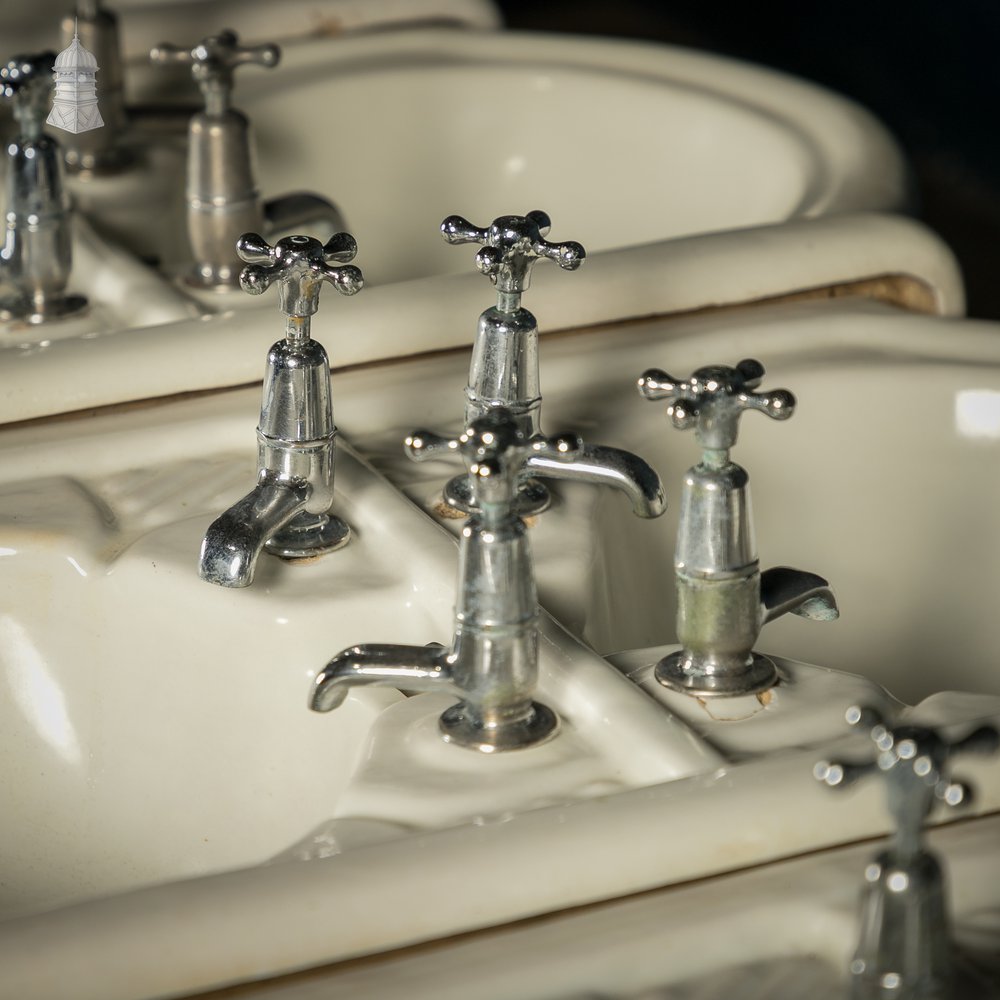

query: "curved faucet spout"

left=311, top=643, right=455, bottom=712
left=526, top=443, right=666, bottom=518
left=761, top=566, right=840, bottom=624
left=198, top=476, right=310, bottom=588
left=264, top=192, right=347, bottom=239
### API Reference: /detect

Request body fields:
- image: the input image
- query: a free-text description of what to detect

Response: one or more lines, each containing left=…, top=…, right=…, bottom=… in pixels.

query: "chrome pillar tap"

left=0, top=53, right=87, bottom=323
left=150, top=30, right=344, bottom=289
left=312, top=409, right=596, bottom=752
left=639, top=358, right=837, bottom=697
left=198, top=232, right=362, bottom=588
left=411, top=210, right=665, bottom=518
left=815, top=705, right=999, bottom=1000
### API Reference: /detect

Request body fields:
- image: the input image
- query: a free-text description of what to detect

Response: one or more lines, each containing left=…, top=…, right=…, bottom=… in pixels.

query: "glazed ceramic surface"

left=203, top=816, right=1000, bottom=1000
left=0, top=212, right=963, bottom=424
left=239, top=30, right=907, bottom=286
left=0, top=389, right=717, bottom=923
left=0, top=20, right=961, bottom=422
left=0, top=8, right=997, bottom=999
left=69, top=27, right=908, bottom=281
left=2, top=297, right=1000, bottom=1000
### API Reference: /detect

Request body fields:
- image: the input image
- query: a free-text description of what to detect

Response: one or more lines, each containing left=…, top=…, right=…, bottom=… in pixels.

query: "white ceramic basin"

left=0, top=426, right=429, bottom=918
left=570, top=304, right=1000, bottom=706
left=241, top=30, right=906, bottom=286
left=0, top=386, right=717, bottom=923
left=4, top=296, right=1000, bottom=1000
left=0, top=211, right=964, bottom=425
left=0, top=0, right=501, bottom=59
left=79, top=26, right=907, bottom=285
left=261, top=815, right=1000, bottom=1000
left=0, top=15, right=961, bottom=423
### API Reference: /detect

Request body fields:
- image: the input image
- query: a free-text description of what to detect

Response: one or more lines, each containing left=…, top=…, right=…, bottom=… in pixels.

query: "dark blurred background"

left=497, top=0, right=1000, bottom=319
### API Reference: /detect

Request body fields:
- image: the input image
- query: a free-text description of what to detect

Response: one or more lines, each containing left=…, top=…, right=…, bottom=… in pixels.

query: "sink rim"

left=0, top=212, right=963, bottom=426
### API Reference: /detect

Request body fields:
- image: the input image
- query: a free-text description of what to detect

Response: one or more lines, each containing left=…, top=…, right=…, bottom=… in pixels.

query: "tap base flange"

left=654, top=650, right=778, bottom=698
left=442, top=473, right=550, bottom=517
left=264, top=512, right=351, bottom=560
left=0, top=293, right=88, bottom=325
left=439, top=700, right=558, bottom=752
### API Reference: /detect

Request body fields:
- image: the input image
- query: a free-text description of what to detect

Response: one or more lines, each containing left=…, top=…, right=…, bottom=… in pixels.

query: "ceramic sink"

left=238, top=29, right=909, bottom=287
left=62, top=25, right=909, bottom=285
left=228, top=815, right=1000, bottom=1000
left=0, top=384, right=720, bottom=925
left=2, top=293, right=1000, bottom=999
left=1, top=6, right=999, bottom=999
left=0, top=16, right=963, bottom=423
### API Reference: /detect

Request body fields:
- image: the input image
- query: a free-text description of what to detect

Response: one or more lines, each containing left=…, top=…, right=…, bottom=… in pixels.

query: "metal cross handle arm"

left=441, top=210, right=585, bottom=297
left=815, top=703, right=999, bottom=855
left=638, top=358, right=794, bottom=454
left=237, top=233, right=363, bottom=325
left=150, top=29, right=279, bottom=112
left=407, top=409, right=581, bottom=507
left=457, top=409, right=582, bottom=508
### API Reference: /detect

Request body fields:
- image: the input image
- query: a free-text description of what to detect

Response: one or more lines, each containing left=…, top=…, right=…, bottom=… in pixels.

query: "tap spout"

left=761, top=566, right=840, bottom=624
left=265, top=192, right=347, bottom=240
left=198, top=474, right=310, bottom=588
left=311, top=643, right=455, bottom=712
left=526, top=443, right=666, bottom=518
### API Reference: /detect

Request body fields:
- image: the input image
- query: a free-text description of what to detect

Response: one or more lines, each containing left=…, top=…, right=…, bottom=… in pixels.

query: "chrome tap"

left=198, top=232, right=362, bottom=588
left=638, top=359, right=838, bottom=697
left=0, top=53, right=87, bottom=323
left=56, top=1, right=127, bottom=172
left=410, top=210, right=665, bottom=518
left=815, top=705, right=999, bottom=1000
left=313, top=409, right=597, bottom=752
left=150, top=30, right=344, bottom=289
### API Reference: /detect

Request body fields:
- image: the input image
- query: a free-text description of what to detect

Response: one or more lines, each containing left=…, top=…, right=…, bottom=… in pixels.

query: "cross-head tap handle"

left=150, top=29, right=279, bottom=114
left=638, top=359, right=794, bottom=457
left=814, top=704, right=999, bottom=857
left=459, top=408, right=581, bottom=508
left=1, top=53, right=56, bottom=134
left=236, top=232, right=363, bottom=337
left=440, top=210, right=585, bottom=308
left=406, top=408, right=580, bottom=510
